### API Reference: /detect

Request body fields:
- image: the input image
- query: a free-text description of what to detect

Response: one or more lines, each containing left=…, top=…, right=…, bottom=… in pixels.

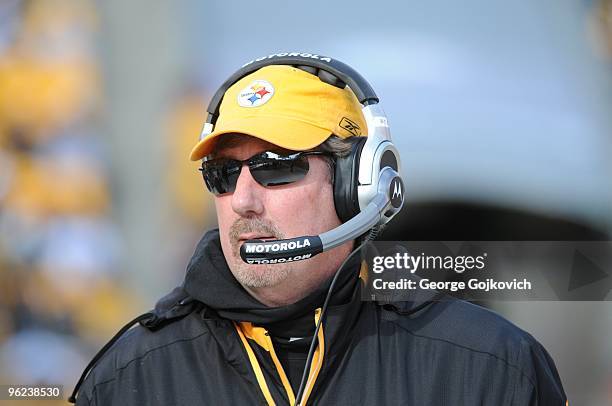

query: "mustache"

left=229, top=218, right=285, bottom=250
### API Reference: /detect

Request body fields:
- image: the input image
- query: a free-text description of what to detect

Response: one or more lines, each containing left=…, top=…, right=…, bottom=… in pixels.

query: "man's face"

left=212, top=134, right=353, bottom=305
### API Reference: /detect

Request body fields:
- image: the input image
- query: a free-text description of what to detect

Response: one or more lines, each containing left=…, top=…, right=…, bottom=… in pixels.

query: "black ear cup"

left=333, top=137, right=367, bottom=223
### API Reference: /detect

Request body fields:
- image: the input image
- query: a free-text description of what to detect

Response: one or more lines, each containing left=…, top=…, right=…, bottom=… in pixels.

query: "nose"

left=231, top=164, right=265, bottom=217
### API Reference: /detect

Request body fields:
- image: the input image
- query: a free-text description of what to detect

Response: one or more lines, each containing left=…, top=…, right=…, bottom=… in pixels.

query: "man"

left=71, top=59, right=567, bottom=405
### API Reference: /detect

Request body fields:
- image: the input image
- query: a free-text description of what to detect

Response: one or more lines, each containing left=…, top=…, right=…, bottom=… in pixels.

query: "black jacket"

left=72, top=230, right=567, bottom=405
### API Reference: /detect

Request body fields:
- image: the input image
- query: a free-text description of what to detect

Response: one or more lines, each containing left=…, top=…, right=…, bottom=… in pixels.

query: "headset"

left=199, top=52, right=405, bottom=264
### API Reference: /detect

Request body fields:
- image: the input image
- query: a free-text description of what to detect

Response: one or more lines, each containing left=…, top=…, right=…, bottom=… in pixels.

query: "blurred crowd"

left=0, top=2, right=213, bottom=400
left=0, top=0, right=134, bottom=399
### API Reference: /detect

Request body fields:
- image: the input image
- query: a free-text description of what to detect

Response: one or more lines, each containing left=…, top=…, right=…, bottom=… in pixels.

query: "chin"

left=231, top=262, right=291, bottom=289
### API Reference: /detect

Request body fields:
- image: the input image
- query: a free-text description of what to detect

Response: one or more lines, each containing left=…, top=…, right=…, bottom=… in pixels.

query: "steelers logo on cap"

left=237, top=80, right=275, bottom=107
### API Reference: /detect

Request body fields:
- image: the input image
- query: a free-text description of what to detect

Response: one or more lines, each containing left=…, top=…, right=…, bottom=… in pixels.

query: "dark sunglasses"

left=199, top=150, right=331, bottom=195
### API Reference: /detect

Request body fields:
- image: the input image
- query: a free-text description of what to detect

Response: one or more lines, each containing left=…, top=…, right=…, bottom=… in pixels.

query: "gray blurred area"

left=0, top=0, right=610, bottom=404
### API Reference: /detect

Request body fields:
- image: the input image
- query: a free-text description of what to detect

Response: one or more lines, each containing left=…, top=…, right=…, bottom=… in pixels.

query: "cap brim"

left=189, top=116, right=333, bottom=161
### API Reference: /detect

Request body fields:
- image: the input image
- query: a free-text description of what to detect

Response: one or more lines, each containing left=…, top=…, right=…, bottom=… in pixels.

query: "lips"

left=238, top=234, right=276, bottom=242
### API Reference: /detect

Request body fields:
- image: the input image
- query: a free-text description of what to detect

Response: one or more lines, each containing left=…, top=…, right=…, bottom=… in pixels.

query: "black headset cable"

left=294, top=237, right=371, bottom=406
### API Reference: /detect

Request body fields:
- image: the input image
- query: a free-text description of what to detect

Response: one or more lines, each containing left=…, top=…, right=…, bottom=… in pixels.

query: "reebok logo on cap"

left=339, top=116, right=361, bottom=136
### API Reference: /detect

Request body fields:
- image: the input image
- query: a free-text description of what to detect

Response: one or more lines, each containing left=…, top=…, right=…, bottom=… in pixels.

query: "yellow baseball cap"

left=189, top=65, right=367, bottom=161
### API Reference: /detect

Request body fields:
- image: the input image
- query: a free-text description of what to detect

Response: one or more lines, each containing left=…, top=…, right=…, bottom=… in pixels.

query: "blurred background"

left=0, top=0, right=610, bottom=404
